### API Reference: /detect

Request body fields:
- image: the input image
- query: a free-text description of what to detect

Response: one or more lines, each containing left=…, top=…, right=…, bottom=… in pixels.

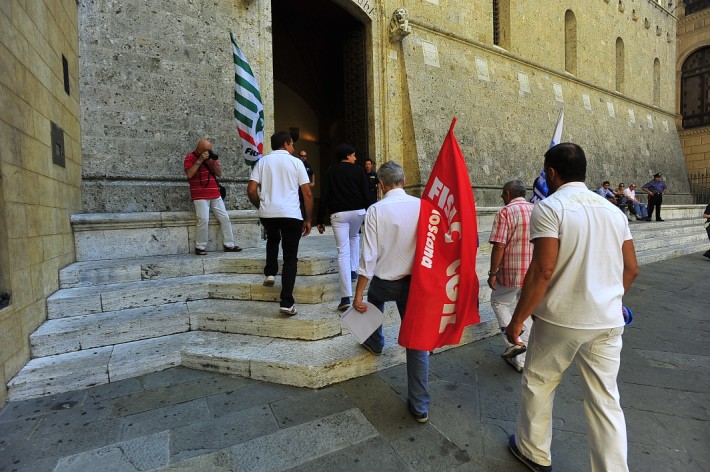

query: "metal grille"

left=493, top=0, right=500, bottom=46
left=684, top=0, right=710, bottom=15
left=681, top=47, right=710, bottom=129
left=688, top=172, right=710, bottom=204
left=342, top=25, right=369, bottom=161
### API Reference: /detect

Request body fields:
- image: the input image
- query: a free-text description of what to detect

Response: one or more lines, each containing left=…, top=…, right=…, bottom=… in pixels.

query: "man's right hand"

left=302, top=221, right=312, bottom=236
left=506, top=319, right=526, bottom=346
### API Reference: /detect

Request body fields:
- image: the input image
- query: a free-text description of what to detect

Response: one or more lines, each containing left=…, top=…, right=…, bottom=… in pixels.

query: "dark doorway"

left=272, top=0, right=369, bottom=214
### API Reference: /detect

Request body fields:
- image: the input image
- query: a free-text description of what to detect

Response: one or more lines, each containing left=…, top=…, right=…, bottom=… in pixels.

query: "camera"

left=208, top=150, right=219, bottom=160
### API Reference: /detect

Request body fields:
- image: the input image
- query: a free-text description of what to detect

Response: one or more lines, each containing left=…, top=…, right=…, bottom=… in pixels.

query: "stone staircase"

left=7, top=206, right=708, bottom=401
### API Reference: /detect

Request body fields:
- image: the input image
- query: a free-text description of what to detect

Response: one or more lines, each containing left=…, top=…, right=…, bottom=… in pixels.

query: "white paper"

left=341, top=302, right=385, bottom=344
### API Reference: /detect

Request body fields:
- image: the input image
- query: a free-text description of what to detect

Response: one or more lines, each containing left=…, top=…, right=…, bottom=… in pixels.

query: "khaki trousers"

left=516, top=318, right=628, bottom=472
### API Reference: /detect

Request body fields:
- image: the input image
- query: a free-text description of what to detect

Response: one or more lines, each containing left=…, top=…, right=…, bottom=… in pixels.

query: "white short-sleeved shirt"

left=357, top=188, right=421, bottom=281
left=249, top=150, right=310, bottom=220
left=530, top=182, right=632, bottom=329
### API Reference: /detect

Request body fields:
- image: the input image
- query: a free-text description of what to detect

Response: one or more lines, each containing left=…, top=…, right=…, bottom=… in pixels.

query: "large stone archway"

left=272, top=0, right=374, bottom=209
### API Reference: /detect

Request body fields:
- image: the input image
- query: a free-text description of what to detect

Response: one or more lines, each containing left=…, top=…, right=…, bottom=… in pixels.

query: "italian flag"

left=231, top=32, right=264, bottom=167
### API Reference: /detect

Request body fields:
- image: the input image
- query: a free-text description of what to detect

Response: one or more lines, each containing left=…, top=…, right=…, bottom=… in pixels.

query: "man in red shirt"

left=488, top=180, right=534, bottom=372
left=184, top=138, right=241, bottom=255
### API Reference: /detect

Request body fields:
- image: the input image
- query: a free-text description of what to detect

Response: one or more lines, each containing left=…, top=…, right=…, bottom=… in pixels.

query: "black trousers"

left=648, top=193, right=663, bottom=220
left=261, top=217, right=302, bottom=307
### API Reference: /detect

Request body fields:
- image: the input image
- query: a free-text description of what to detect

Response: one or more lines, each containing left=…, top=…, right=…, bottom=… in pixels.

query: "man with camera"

left=184, top=138, right=242, bottom=255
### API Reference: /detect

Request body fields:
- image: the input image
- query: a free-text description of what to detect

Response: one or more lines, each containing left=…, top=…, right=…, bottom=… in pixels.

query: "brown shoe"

left=223, top=245, right=242, bottom=252
left=195, top=248, right=207, bottom=255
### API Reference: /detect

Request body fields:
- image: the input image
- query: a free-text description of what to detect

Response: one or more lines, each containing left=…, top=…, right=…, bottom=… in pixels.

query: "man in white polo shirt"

left=247, top=131, right=313, bottom=315
left=506, top=143, right=639, bottom=472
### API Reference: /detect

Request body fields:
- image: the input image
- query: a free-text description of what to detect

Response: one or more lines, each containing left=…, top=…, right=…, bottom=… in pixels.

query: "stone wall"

left=77, top=0, right=688, bottom=210
left=0, top=0, right=82, bottom=405
left=78, top=0, right=273, bottom=212
left=399, top=6, right=687, bottom=204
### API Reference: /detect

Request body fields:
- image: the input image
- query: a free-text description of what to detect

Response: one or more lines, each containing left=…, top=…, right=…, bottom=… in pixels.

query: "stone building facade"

left=676, top=0, right=710, bottom=176
left=0, top=0, right=690, bottom=403
left=78, top=0, right=688, bottom=210
left=0, top=0, right=82, bottom=405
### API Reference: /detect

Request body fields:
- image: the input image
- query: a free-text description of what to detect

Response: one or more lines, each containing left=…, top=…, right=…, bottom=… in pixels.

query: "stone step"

left=32, top=299, right=406, bottom=357
left=9, top=307, right=499, bottom=401
left=632, top=227, right=706, bottom=252
left=11, top=211, right=705, bottom=402
left=60, top=237, right=493, bottom=290
left=31, top=302, right=191, bottom=358
left=58, top=218, right=703, bottom=291
left=636, top=241, right=709, bottom=266
left=46, top=274, right=342, bottom=319
left=59, top=246, right=338, bottom=289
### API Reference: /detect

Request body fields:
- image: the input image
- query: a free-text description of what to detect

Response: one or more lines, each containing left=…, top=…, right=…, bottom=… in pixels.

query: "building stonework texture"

left=0, top=0, right=82, bottom=405
left=77, top=0, right=688, bottom=210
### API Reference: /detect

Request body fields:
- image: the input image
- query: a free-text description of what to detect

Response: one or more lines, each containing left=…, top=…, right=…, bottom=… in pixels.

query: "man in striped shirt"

left=488, top=180, right=534, bottom=372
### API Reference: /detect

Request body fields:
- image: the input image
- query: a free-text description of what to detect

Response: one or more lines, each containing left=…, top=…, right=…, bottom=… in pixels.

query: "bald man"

left=184, top=139, right=241, bottom=255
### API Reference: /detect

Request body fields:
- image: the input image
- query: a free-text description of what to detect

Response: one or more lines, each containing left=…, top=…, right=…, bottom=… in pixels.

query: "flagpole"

left=448, top=117, right=457, bottom=135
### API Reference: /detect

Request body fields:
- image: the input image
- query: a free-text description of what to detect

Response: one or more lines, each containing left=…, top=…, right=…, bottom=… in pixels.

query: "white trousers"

left=193, top=198, right=236, bottom=250
left=330, top=209, right=366, bottom=298
left=489, top=284, right=532, bottom=367
left=516, top=318, right=628, bottom=472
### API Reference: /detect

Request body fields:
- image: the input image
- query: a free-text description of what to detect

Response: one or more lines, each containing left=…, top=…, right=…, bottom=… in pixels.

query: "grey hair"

left=503, top=179, right=526, bottom=199
left=377, top=161, right=405, bottom=187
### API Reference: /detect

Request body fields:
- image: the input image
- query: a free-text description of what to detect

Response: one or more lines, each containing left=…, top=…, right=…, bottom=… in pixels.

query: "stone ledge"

left=71, top=210, right=262, bottom=261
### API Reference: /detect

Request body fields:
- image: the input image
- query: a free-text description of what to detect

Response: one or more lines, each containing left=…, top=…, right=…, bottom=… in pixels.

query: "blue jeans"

left=628, top=201, right=648, bottom=218
left=365, top=276, right=430, bottom=414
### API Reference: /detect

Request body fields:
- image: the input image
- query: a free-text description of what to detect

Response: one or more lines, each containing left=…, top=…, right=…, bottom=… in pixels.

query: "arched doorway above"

left=681, top=46, right=710, bottom=129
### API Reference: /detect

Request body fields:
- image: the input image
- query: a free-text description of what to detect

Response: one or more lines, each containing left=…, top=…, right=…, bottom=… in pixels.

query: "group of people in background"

left=596, top=173, right=669, bottom=222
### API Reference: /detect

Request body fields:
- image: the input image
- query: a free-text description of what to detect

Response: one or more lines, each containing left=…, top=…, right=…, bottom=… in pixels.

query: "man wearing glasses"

left=297, top=151, right=315, bottom=189
left=623, top=183, right=650, bottom=221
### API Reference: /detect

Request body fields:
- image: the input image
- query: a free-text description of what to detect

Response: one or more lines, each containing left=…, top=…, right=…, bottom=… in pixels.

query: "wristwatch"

left=488, top=270, right=497, bottom=276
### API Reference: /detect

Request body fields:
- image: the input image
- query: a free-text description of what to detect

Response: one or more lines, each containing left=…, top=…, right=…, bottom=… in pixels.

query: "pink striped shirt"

left=489, top=197, right=534, bottom=288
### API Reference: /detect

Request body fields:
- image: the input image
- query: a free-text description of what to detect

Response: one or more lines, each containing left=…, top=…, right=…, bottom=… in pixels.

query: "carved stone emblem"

left=389, top=7, right=412, bottom=43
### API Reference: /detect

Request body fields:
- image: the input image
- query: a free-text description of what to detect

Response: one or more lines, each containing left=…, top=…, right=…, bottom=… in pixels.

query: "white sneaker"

left=279, top=305, right=297, bottom=315
left=263, top=276, right=275, bottom=287
left=505, top=357, right=523, bottom=373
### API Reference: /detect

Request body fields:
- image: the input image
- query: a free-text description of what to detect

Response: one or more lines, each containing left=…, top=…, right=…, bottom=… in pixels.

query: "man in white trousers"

left=487, top=179, right=534, bottom=373
left=184, top=138, right=241, bottom=255
left=506, top=143, right=639, bottom=472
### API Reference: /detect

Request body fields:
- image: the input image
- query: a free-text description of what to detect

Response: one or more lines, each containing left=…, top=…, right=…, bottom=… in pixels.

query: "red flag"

left=399, top=118, right=479, bottom=350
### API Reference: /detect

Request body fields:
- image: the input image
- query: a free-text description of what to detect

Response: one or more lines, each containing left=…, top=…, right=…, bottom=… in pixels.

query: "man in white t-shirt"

left=247, top=131, right=313, bottom=315
left=506, top=143, right=639, bottom=472
left=623, top=182, right=650, bottom=221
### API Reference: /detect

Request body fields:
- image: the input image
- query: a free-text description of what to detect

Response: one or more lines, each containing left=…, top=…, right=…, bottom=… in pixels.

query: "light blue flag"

left=531, top=109, right=564, bottom=203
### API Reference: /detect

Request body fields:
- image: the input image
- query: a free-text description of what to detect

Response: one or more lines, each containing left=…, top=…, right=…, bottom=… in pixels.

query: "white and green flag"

left=231, top=32, right=264, bottom=167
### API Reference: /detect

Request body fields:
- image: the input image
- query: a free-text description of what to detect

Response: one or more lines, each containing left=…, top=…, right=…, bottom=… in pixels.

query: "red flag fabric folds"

left=399, top=118, right=479, bottom=351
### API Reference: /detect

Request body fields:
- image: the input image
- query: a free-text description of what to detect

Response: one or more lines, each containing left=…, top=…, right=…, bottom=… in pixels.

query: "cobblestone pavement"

left=1, top=252, right=708, bottom=472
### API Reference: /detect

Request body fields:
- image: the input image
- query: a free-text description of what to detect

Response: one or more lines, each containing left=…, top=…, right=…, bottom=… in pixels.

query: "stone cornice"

left=678, top=126, right=710, bottom=136
left=678, top=7, right=710, bottom=26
